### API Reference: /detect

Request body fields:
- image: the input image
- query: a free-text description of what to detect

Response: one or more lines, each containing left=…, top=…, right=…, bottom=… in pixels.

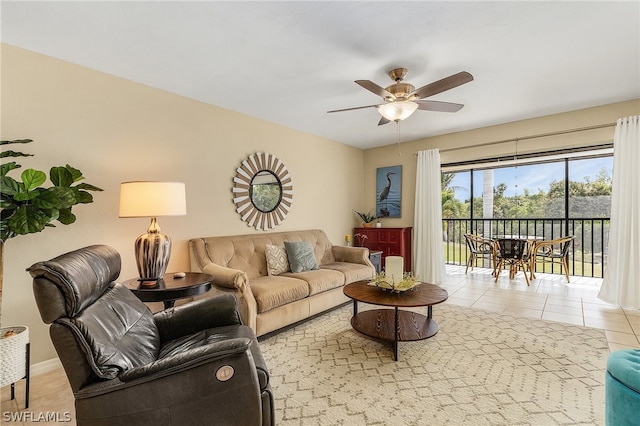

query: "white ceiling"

left=2, top=1, right=639, bottom=149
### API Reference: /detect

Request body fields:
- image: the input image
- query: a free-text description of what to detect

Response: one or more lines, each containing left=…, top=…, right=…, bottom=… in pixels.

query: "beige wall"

left=3, top=43, right=638, bottom=366
left=1, top=44, right=366, bottom=364
left=364, top=99, right=640, bottom=228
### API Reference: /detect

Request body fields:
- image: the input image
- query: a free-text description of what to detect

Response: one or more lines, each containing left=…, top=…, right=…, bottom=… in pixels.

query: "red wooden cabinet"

left=353, top=227, right=412, bottom=272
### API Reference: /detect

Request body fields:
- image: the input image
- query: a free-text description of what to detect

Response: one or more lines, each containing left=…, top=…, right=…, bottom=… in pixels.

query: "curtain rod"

left=441, top=143, right=613, bottom=169
left=435, top=122, right=616, bottom=154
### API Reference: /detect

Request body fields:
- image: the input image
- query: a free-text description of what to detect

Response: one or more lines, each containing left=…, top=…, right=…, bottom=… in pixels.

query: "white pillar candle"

left=385, top=256, right=404, bottom=284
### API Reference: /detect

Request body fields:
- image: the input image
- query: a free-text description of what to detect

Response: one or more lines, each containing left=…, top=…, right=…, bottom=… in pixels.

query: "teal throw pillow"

left=284, top=241, right=319, bottom=273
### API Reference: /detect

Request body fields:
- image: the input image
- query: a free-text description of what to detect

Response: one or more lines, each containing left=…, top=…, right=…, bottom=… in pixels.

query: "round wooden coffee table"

left=343, top=280, right=448, bottom=361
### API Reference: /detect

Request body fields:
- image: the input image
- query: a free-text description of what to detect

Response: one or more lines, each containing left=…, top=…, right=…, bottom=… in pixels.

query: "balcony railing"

left=442, top=218, right=609, bottom=278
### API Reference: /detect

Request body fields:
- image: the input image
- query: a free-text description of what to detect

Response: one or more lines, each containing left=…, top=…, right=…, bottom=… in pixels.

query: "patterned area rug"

left=259, top=303, right=609, bottom=426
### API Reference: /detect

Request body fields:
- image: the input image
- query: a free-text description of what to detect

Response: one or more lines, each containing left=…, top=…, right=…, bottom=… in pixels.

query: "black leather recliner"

left=28, top=245, right=274, bottom=426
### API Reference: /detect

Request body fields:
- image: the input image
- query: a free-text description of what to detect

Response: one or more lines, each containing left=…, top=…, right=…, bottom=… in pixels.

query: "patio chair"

left=494, top=238, right=531, bottom=285
left=464, top=233, right=497, bottom=274
left=529, top=235, right=575, bottom=283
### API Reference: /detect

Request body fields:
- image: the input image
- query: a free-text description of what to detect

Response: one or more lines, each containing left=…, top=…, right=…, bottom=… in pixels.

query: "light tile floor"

left=2, top=265, right=639, bottom=424
left=442, top=264, right=640, bottom=352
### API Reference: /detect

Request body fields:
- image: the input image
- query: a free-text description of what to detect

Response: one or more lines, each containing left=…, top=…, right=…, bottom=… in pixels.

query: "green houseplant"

left=0, top=139, right=103, bottom=313
left=354, top=210, right=378, bottom=227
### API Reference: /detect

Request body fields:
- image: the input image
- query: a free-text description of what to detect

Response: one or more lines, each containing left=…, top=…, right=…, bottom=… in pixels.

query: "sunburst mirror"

left=232, top=152, right=293, bottom=231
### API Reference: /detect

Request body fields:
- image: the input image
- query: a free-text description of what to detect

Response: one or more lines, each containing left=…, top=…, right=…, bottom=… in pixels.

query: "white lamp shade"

left=377, top=101, right=419, bottom=122
left=119, top=181, right=187, bottom=218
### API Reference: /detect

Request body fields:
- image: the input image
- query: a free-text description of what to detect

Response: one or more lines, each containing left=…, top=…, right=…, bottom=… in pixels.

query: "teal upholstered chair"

left=605, top=349, right=640, bottom=426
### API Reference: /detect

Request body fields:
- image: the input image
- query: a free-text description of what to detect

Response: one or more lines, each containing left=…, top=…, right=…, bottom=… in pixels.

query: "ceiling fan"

left=327, top=67, right=473, bottom=125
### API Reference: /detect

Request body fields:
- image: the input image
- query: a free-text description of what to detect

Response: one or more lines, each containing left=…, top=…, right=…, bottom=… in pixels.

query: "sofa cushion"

left=321, top=262, right=374, bottom=284
left=250, top=276, right=310, bottom=313
left=285, top=269, right=345, bottom=296
left=284, top=241, right=320, bottom=273
left=265, top=244, right=289, bottom=276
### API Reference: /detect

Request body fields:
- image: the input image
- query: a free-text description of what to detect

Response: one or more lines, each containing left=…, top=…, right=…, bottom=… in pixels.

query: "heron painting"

left=376, top=165, right=402, bottom=218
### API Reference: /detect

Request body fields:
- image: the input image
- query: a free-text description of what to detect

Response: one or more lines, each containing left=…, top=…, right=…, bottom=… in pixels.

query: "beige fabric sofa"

left=189, top=229, right=375, bottom=337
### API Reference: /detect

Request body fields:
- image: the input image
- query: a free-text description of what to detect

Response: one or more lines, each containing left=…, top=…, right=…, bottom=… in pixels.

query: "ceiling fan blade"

left=416, top=100, right=464, bottom=113
left=411, top=71, right=474, bottom=99
left=327, top=104, right=379, bottom=113
left=355, top=80, right=393, bottom=98
left=378, top=116, right=391, bottom=126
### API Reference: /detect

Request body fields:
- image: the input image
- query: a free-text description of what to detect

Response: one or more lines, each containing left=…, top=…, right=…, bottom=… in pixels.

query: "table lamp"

left=119, top=181, right=186, bottom=282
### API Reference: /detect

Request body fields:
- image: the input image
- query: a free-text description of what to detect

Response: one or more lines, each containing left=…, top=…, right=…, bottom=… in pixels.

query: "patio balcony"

left=443, top=217, right=609, bottom=278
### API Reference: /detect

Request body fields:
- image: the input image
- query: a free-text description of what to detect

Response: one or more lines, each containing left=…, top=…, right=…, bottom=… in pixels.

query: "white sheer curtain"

left=414, top=149, right=445, bottom=284
left=598, top=115, right=640, bottom=308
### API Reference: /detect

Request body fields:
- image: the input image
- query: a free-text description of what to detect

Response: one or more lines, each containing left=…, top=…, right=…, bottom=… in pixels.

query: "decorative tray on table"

left=368, top=272, right=421, bottom=293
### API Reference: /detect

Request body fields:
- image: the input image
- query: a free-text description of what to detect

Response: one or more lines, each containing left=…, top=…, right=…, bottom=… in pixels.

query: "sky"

left=449, top=156, right=613, bottom=200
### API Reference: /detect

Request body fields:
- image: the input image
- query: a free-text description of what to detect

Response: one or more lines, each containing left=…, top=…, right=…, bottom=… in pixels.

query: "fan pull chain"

left=396, top=121, right=402, bottom=157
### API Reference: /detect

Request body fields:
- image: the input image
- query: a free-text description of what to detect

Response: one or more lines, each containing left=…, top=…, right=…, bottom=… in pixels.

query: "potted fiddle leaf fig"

left=0, top=139, right=103, bottom=313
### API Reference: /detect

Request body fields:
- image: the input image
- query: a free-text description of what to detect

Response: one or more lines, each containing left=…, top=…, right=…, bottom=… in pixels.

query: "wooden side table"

left=122, top=272, right=213, bottom=309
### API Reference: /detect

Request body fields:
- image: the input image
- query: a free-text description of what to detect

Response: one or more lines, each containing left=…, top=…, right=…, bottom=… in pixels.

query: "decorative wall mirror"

left=233, top=152, right=293, bottom=230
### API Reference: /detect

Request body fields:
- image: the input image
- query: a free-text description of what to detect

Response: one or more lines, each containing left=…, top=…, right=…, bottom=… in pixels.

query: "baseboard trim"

left=31, top=357, right=62, bottom=376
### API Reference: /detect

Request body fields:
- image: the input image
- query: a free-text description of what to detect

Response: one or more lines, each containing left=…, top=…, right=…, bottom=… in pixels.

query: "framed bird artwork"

left=376, top=165, right=402, bottom=218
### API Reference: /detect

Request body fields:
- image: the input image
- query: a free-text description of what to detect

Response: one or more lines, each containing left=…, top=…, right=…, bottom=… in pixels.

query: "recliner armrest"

left=119, top=337, right=251, bottom=382
left=154, top=293, right=242, bottom=342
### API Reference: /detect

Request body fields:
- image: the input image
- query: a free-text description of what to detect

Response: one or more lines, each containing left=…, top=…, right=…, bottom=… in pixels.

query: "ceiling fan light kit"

left=328, top=67, right=473, bottom=125
left=377, top=101, right=419, bottom=122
